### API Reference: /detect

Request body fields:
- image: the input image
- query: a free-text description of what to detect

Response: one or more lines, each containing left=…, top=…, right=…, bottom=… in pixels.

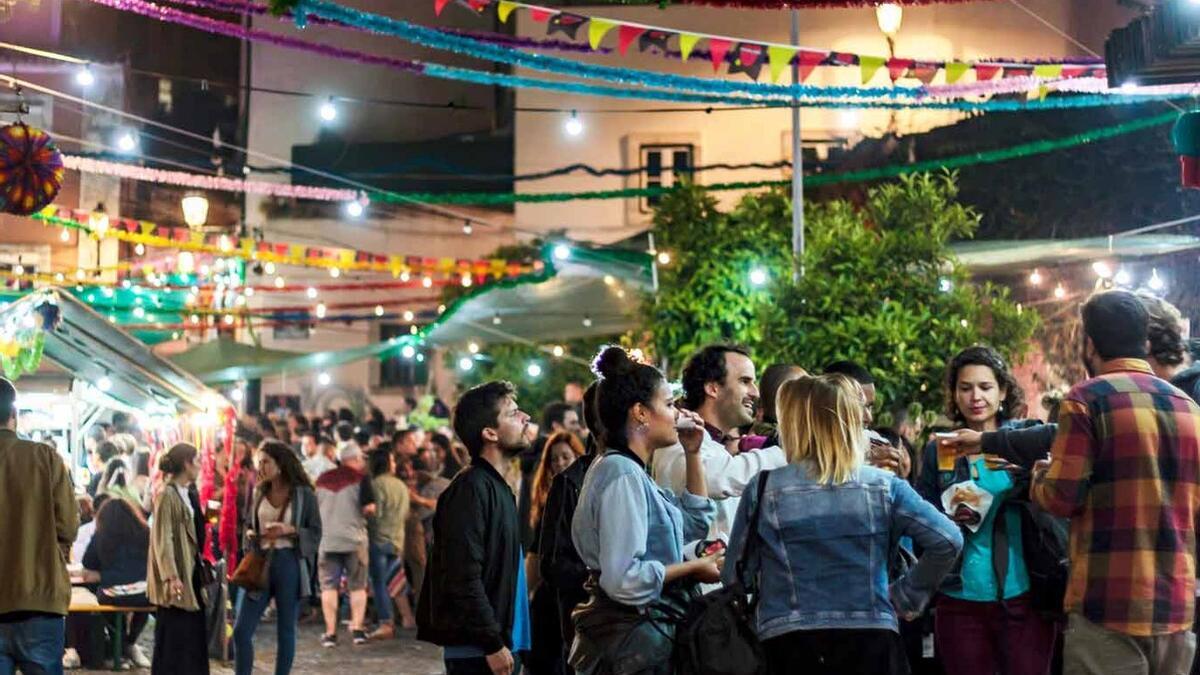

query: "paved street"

left=80, top=622, right=446, bottom=674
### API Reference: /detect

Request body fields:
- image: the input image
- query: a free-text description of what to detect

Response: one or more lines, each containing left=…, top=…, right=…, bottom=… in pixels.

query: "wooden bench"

left=68, top=603, right=155, bottom=671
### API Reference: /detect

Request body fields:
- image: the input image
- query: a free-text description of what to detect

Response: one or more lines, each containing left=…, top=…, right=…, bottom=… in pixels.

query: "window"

left=378, top=323, right=429, bottom=388
left=640, top=144, right=694, bottom=213
left=158, top=79, right=173, bottom=115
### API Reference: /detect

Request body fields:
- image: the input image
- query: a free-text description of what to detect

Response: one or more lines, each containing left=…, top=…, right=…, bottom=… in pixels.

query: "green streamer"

left=371, top=111, right=1177, bottom=206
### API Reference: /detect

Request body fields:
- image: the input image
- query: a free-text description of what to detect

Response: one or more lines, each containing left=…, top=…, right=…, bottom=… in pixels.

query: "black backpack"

left=993, top=497, right=1070, bottom=619
left=671, top=471, right=771, bottom=675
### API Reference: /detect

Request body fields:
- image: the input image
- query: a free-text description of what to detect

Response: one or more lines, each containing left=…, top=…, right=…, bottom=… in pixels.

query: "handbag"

left=672, top=470, right=771, bottom=675
left=230, top=490, right=290, bottom=591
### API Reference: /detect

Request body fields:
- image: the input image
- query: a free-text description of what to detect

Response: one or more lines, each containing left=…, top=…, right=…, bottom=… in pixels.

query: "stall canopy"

left=168, top=337, right=300, bottom=385
left=3, top=289, right=219, bottom=414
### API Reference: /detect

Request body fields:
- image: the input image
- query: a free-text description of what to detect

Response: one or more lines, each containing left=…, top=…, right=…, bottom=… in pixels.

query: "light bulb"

left=938, top=278, right=953, bottom=293
left=75, top=65, right=95, bottom=87
left=749, top=268, right=768, bottom=287
left=223, top=314, right=235, bottom=325
left=230, top=388, right=244, bottom=403
left=582, top=315, right=593, bottom=328
left=1092, top=261, right=1113, bottom=279
left=97, top=376, right=112, bottom=392
left=116, top=131, right=137, bottom=153
left=134, top=243, right=145, bottom=256
left=656, top=252, right=671, bottom=265
left=319, top=98, right=337, bottom=122
left=461, top=274, right=472, bottom=288
left=564, top=111, right=583, bottom=137
left=493, top=313, right=502, bottom=325
left=12, top=264, right=24, bottom=276
left=330, top=267, right=341, bottom=278
left=315, top=303, right=327, bottom=318
left=401, top=345, right=416, bottom=359
left=1148, top=268, right=1165, bottom=291
left=403, top=310, right=414, bottom=322
left=1115, top=269, right=1132, bottom=286
left=306, top=287, right=318, bottom=299
left=422, top=277, right=433, bottom=289
left=317, top=372, right=331, bottom=386
left=274, top=276, right=285, bottom=289
left=463, top=222, right=473, bottom=235
left=1029, top=269, right=1043, bottom=286
left=264, top=262, right=276, bottom=275
left=553, top=244, right=571, bottom=261
left=458, top=357, right=474, bottom=372
left=552, top=345, right=565, bottom=358
left=527, top=363, right=543, bottom=378
left=60, top=228, right=70, bottom=242
left=345, top=201, right=364, bottom=218
left=468, top=341, right=480, bottom=354
left=1054, top=283, right=1066, bottom=299
left=374, top=305, right=384, bottom=317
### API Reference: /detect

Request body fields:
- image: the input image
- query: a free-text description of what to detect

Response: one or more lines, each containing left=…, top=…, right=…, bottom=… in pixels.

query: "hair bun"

left=593, top=346, right=634, bottom=379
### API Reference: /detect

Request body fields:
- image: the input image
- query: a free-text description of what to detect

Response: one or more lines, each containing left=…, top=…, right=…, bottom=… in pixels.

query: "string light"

left=306, top=287, right=318, bottom=299
left=1029, top=269, right=1043, bottom=286
left=264, top=262, right=276, bottom=275
left=244, top=287, right=255, bottom=297
left=317, top=371, right=331, bottom=386
left=553, top=244, right=571, bottom=260
left=656, top=251, right=671, bottom=265
left=461, top=274, right=473, bottom=288
left=274, top=276, right=286, bottom=289
left=1148, top=268, right=1165, bottom=291
left=223, top=314, right=235, bottom=325
left=315, top=303, right=327, bottom=318
left=462, top=221, right=473, bottom=235
left=330, top=267, right=342, bottom=278
left=422, top=276, right=433, bottom=289
left=12, top=264, right=24, bottom=276
left=1114, top=268, right=1131, bottom=286
left=938, top=278, right=952, bottom=292
left=400, top=271, right=411, bottom=282
left=582, top=315, right=593, bottom=328
left=60, top=228, right=70, bottom=242
left=374, top=305, right=384, bottom=316
left=402, top=310, right=414, bottom=322
left=345, top=201, right=364, bottom=218
left=97, top=376, right=112, bottom=392
left=552, top=345, right=565, bottom=358
left=401, top=344, right=417, bottom=359
left=468, top=342, right=480, bottom=354
left=230, top=388, right=244, bottom=403
left=1092, top=260, right=1113, bottom=279
left=1053, top=283, right=1066, bottom=299
left=319, top=97, right=338, bottom=122
left=134, top=243, right=145, bottom=256
left=527, top=362, right=543, bottom=378
left=493, top=313, right=502, bottom=325
left=749, top=268, right=768, bottom=287
left=564, top=110, right=583, bottom=137
left=458, top=356, right=474, bottom=371
left=409, top=325, right=418, bottom=335
left=603, top=275, right=616, bottom=286
left=75, top=65, right=95, bottom=87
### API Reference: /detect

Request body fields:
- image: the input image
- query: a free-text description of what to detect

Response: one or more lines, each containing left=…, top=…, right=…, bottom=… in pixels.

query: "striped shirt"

left=1031, top=358, right=1200, bottom=636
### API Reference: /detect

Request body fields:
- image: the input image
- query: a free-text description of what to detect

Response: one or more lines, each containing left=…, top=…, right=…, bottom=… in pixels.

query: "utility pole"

left=790, top=9, right=805, bottom=279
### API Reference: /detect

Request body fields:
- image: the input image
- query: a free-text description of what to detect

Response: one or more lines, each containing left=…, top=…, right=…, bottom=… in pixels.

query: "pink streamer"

left=63, top=155, right=359, bottom=201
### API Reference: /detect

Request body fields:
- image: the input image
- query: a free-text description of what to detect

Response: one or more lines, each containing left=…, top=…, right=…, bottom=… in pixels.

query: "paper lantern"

left=0, top=123, right=65, bottom=215
left=1171, top=111, right=1200, bottom=188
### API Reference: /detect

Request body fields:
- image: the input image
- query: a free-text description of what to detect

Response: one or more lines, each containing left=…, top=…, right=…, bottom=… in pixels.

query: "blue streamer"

left=424, top=62, right=1182, bottom=111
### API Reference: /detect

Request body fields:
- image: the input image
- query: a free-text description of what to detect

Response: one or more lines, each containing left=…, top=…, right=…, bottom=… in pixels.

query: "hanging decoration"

left=0, top=298, right=59, bottom=380
left=31, top=205, right=541, bottom=279
left=633, top=1, right=991, bottom=6
left=62, top=155, right=358, bottom=202
left=0, top=123, right=65, bottom=216
left=89, top=0, right=1174, bottom=112
left=365, top=111, right=1176, bottom=205
left=439, top=0, right=1102, bottom=85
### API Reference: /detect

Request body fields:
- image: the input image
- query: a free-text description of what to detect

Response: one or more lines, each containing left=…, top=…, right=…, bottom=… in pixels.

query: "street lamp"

left=181, top=194, right=209, bottom=229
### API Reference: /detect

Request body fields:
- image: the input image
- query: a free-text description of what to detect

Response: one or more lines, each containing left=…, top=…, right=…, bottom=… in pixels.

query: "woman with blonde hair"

left=723, top=374, right=962, bottom=674
left=147, top=443, right=209, bottom=675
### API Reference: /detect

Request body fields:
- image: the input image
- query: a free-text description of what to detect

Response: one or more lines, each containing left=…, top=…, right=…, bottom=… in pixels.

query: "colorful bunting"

left=434, top=0, right=451, bottom=16
left=859, top=55, right=886, bottom=84
left=767, top=45, right=798, bottom=83
left=588, top=18, right=616, bottom=50
left=1033, top=63, right=1064, bottom=79
left=708, top=38, right=732, bottom=73
left=974, top=64, right=1001, bottom=81
left=887, top=58, right=914, bottom=82
left=639, top=30, right=673, bottom=54
left=546, top=12, right=586, bottom=40
left=528, top=7, right=552, bottom=21
left=945, top=62, right=970, bottom=84
left=678, top=33, right=701, bottom=62
left=727, top=43, right=767, bottom=80
left=617, top=25, right=646, bottom=56
left=496, top=0, right=517, bottom=22
left=796, top=50, right=827, bottom=82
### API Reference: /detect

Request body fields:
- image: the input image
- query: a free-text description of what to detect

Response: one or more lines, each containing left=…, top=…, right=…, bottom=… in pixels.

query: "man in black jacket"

left=418, top=381, right=533, bottom=675
left=537, top=382, right=601, bottom=665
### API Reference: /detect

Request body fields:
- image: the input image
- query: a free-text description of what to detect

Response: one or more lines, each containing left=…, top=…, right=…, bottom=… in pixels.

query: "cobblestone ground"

left=79, top=621, right=446, bottom=675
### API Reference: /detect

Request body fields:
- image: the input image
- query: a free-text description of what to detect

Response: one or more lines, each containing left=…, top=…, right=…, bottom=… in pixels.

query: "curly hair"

left=680, top=344, right=751, bottom=411
left=943, top=346, right=1026, bottom=425
left=1139, top=293, right=1188, bottom=368
left=255, top=439, right=314, bottom=495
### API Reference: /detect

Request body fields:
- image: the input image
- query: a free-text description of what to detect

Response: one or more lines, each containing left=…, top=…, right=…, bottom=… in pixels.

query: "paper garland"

left=363, top=111, right=1176, bottom=205
left=62, top=155, right=359, bottom=202
left=449, top=0, right=1103, bottom=85
left=31, top=205, right=540, bottom=279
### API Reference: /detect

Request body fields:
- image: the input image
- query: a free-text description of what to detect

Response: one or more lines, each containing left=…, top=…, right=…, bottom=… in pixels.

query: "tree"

left=645, top=172, right=1039, bottom=414
left=451, top=337, right=612, bottom=417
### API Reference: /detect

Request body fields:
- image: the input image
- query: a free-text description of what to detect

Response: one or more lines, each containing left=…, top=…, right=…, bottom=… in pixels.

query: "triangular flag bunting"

left=1002, top=65, right=1032, bottom=79
left=588, top=19, right=617, bottom=50
left=859, top=55, right=886, bottom=84
left=797, top=50, right=826, bottom=82
left=434, top=0, right=451, bottom=16
left=708, top=38, right=732, bottom=72
left=639, top=30, right=673, bottom=54
left=1060, top=65, right=1088, bottom=79
left=496, top=0, right=517, bottom=22
left=945, top=62, right=970, bottom=84
left=466, top=0, right=489, bottom=11
left=1032, top=64, right=1064, bottom=79
left=529, top=8, right=553, bottom=22
left=974, top=64, right=1001, bottom=81
left=767, top=45, right=799, bottom=83
left=617, top=25, right=647, bottom=56
left=728, top=43, right=767, bottom=80
left=832, top=52, right=857, bottom=66
left=679, top=33, right=701, bottom=62
left=547, top=12, right=586, bottom=39
left=887, top=58, right=914, bottom=82
left=911, top=65, right=938, bottom=84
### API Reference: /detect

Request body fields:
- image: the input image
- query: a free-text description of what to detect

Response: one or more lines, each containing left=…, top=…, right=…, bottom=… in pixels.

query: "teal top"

left=944, top=457, right=1030, bottom=602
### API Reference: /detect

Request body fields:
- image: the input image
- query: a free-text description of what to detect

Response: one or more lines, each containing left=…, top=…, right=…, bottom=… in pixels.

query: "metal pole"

left=790, top=9, right=805, bottom=279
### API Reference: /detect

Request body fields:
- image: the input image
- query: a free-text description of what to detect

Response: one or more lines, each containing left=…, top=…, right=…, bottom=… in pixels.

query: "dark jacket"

left=417, top=456, right=521, bottom=654
left=537, top=452, right=597, bottom=643
left=83, top=528, right=148, bottom=590
left=245, top=485, right=322, bottom=598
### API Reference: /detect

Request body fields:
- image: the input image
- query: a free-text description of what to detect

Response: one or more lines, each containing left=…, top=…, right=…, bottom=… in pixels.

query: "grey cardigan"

left=245, top=485, right=322, bottom=597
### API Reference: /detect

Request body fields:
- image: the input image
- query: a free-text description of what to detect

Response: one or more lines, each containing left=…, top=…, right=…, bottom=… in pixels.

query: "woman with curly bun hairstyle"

left=916, top=345, right=1055, bottom=675
left=569, top=347, right=718, bottom=675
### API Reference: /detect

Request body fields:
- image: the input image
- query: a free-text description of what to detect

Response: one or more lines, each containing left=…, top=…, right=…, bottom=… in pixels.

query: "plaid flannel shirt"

left=1031, top=358, right=1200, bottom=636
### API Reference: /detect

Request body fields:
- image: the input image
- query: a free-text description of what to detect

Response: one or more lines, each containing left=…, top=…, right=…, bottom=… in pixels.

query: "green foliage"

left=645, top=172, right=1040, bottom=414
left=449, top=337, right=614, bottom=416
left=643, top=184, right=792, bottom=371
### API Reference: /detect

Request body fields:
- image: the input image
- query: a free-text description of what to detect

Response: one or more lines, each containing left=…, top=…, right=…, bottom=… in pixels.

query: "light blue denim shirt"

left=723, top=462, right=963, bottom=639
left=571, top=449, right=716, bottom=607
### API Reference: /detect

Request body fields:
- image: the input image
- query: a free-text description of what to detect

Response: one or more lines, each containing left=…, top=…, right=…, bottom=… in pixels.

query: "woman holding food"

left=916, top=345, right=1055, bottom=675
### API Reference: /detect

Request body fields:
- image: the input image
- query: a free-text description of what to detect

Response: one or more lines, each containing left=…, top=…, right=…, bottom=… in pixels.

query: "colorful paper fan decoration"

left=0, top=123, right=66, bottom=216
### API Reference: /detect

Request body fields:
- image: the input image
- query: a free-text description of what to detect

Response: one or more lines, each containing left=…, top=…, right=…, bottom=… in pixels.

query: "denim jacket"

left=722, top=462, right=962, bottom=640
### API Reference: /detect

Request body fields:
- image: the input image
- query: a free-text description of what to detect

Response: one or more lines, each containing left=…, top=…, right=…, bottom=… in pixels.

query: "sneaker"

left=125, top=644, right=151, bottom=669
left=63, top=648, right=81, bottom=670
left=352, top=629, right=369, bottom=645
left=321, top=633, right=337, bottom=649
left=368, top=623, right=394, bottom=640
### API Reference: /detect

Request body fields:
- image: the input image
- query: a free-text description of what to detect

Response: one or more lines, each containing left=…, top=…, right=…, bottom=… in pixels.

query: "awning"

left=952, top=234, right=1200, bottom=272
left=1, top=290, right=220, bottom=413
left=168, top=337, right=300, bottom=384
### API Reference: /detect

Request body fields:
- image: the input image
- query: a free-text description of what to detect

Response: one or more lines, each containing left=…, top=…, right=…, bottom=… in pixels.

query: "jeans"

left=934, top=593, right=1057, bottom=675
left=0, top=615, right=65, bottom=675
left=445, top=654, right=523, bottom=675
left=763, top=628, right=908, bottom=675
left=1065, top=612, right=1197, bottom=675
left=368, top=541, right=398, bottom=623
left=233, top=548, right=301, bottom=675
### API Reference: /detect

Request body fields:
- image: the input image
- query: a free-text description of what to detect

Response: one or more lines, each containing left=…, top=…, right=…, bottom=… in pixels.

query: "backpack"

left=671, top=471, right=771, bottom=675
left=993, top=497, right=1070, bottom=619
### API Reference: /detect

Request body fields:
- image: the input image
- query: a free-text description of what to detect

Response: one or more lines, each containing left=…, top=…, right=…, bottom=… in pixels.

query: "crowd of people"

left=3, top=287, right=1200, bottom=675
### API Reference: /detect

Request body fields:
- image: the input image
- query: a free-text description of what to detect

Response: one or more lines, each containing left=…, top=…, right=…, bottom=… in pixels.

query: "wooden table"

left=70, top=588, right=154, bottom=670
